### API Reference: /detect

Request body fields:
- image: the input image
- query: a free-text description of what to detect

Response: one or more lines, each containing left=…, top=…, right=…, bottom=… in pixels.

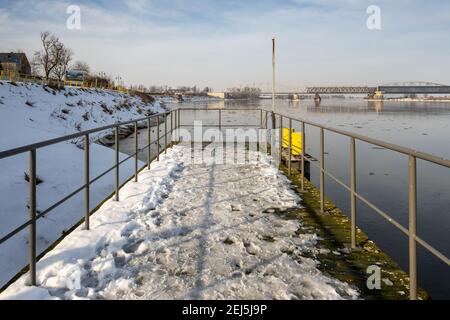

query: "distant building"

left=207, top=92, right=229, bottom=99
left=65, top=70, right=88, bottom=81
left=0, top=52, right=31, bottom=75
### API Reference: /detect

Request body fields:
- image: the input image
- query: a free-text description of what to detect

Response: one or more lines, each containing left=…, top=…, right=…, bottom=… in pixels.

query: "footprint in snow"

left=122, top=239, right=144, bottom=254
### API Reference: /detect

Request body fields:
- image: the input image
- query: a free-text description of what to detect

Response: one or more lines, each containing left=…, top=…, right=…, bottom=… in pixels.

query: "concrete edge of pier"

left=279, top=165, right=429, bottom=300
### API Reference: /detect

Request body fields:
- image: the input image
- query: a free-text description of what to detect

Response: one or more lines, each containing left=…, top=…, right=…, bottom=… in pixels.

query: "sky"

left=1, top=0, right=450, bottom=91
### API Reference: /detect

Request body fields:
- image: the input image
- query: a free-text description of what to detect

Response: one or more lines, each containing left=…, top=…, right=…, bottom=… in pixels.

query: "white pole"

left=272, top=36, right=276, bottom=113
left=271, top=36, right=277, bottom=158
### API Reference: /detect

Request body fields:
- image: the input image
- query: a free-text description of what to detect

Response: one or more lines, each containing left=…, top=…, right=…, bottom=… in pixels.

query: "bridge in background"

left=255, top=82, right=450, bottom=96
left=306, top=83, right=450, bottom=95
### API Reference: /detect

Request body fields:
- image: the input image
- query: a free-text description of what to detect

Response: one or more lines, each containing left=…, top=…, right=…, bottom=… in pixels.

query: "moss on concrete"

left=279, top=165, right=429, bottom=300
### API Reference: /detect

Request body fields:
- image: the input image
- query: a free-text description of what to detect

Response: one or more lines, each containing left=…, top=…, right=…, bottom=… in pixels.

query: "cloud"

left=124, top=0, right=151, bottom=12
left=0, top=0, right=449, bottom=89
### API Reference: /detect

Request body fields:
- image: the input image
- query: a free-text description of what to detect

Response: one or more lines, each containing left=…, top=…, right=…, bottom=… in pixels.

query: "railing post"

left=219, top=109, right=222, bottom=132
left=288, top=118, right=292, bottom=176
left=134, top=121, right=139, bottom=182
left=115, top=126, right=120, bottom=201
left=84, top=134, right=90, bottom=230
left=147, top=117, right=151, bottom=169
left=157, top=115, right=160, bottom=161
left=301, top=122, right=306, bottom=192
left=165, top=113, right=168, bottom=154
left=279, top=115, right=283, bottom=167
left=28, top=149, right=37, bottom=286
left=177, top=109, right=180, bottom=142
left=265, top=111, right=269, bottom=155
left=320, top=128, right=325, bottom=213
left=260, top=109, right=263, bottom=130
left=268, top=112, right=271, bottom=156
left=172, top=110, right=175, bottom=143
left=265, top=111, right=268, bottom=130
left=409, top=155, right=418, bottom=300
left=176, top=109, right=179, bottom=142
left=170, top=110, right=173, bottom=146
left=350, top=137, right=357, bottom=249
left=271, top=112, right=276, bottom=158
left=179, top=108, right=181, bottom=141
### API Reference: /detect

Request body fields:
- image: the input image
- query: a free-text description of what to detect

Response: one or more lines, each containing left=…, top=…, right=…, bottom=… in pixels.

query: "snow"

left=0, top=81, right=165, bottom=149
left=0, top=143, right=359, bottom=300
left=0, top=81, right=165, bottom=288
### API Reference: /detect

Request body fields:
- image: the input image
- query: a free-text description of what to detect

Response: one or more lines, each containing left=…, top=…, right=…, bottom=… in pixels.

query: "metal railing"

left=0, top=107, right=449, bottom=300
left=177, top=107, right=263, bottom=129
left=0, top=110, right=177, bottom=289
left=260, top=109, right=450, bottom=301
left=171, top=107, right=450, bottom=300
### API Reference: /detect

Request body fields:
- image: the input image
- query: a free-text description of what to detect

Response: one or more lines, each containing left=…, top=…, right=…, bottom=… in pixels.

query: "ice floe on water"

left=0, top=144, right=359, bottom=300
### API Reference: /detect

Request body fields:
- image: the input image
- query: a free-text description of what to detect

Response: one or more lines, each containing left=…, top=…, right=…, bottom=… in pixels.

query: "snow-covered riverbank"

left=0, top=144, right=359, bottom=300
left=0, top=81, right=165, bottom=289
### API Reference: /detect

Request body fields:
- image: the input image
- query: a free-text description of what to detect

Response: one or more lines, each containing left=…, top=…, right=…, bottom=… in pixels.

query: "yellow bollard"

left=282, top=128, right=303, bottom=156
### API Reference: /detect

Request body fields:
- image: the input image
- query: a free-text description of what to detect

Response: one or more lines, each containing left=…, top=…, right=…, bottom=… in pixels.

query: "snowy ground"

left=0, top=143, right=359, bottom=300
left=0, top=81, right=165, bottom=288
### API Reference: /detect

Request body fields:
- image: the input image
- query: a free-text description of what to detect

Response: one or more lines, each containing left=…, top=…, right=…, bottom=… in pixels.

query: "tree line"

left=135, top=85, right=213, bottom=94
left=226, top=86, right=262, bottom=99
left=31, top=31, right=214, bottom=94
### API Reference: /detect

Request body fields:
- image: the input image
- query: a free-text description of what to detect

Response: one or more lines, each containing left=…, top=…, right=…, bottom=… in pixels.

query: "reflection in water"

left=174, top=98, right=450, bottom=299
left=368, top=100, right=384, bottom=113
left=314, top=100, right=321, bottom=108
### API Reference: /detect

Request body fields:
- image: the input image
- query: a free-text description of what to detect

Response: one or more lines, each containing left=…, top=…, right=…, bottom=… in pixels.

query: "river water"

left=167, top=98, right=450, bottom=299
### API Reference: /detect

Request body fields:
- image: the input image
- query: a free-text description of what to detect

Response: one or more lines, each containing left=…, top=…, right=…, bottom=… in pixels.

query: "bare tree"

left=52, top=45, right=73, bottom=81
left=32, top=31, right=74, bottom=81
left=72, top=61, right=90, bottom=74
left=33, top=31, right=60, bottom=79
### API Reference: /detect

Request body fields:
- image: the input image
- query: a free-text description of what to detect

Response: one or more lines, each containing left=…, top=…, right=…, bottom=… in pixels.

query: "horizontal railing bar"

left=178, top=125, right=261, bottom=128
left=274, top=110, right=449, bottom=265
left=37, top=185, right=87, bottom=218
left=35, top=126, right=175, bottom=216
left=89, top=135, right=172, bottom=185
left=179, top=108, right=261, bottom=111
left=89, top=141, right=156, bottom=187
left=89, top=163, right=117, bottom=186
left=39, top=143, right=154, bottom=218
left=1, top=106, right=448, bottom=277
left=415, top=236, right=450, bottom=266
left=37, top=158, right=136, bottom=220
left=0, top=134, right=174, bottom=245
left=0, top=149, right=166, bottom=283
left=0, top=220, right=32, bottom=245
left=277, top=113, right=450, bottom=168
left=119, top=153, right=138, bottom=166
left=35, top=137, right=164, bottom=220
left=299, top=152, right=449, bottom=266
left=305, top=154, right=410, bottom=235
left=0, top=112, right=171, bottom=160
left=8, top=106, right=445, bottom=169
